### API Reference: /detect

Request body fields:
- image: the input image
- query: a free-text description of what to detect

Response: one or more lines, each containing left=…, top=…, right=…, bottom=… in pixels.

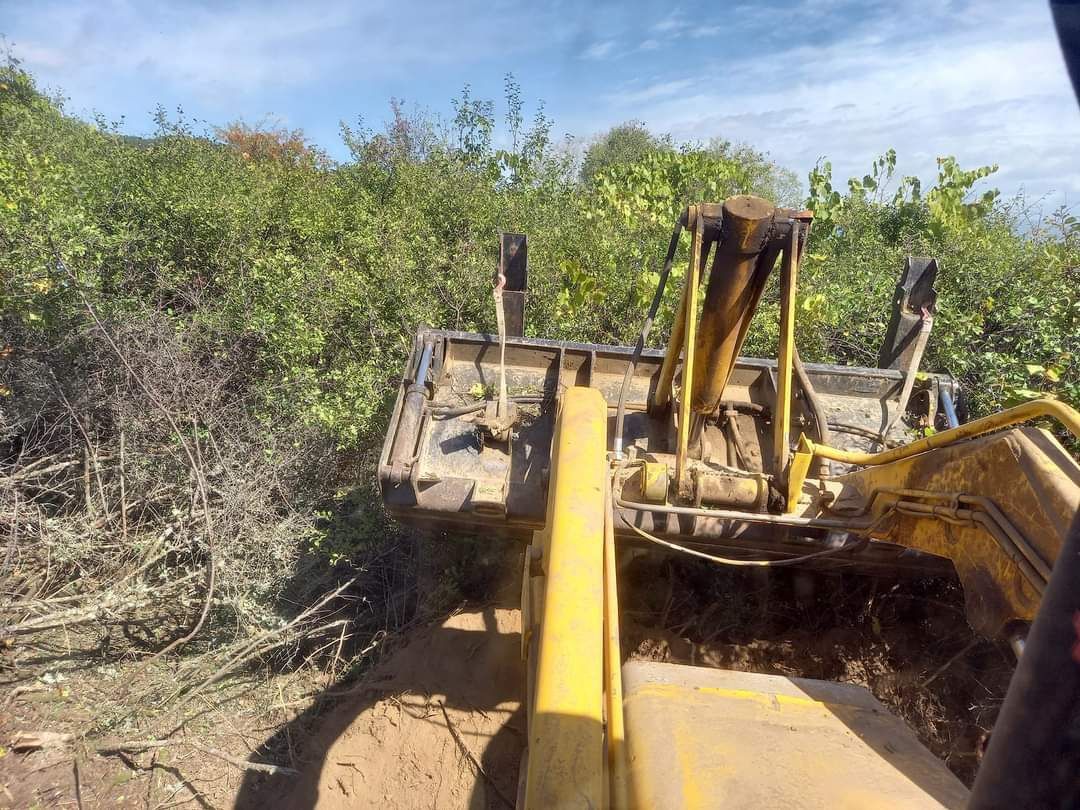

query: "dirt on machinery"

left=619, top=554, right=1014, bottom=786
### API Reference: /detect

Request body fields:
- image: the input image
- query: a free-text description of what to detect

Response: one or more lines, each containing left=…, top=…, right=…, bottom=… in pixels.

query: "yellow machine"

left=381, top=198, right=1080, bottom=808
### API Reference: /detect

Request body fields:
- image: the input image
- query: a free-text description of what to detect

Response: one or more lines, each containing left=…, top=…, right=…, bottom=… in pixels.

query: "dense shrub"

left=1, top=54, right=1077, bottom=655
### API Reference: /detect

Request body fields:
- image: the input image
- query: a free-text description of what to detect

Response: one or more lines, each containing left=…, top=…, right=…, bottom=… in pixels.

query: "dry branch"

left=97, top=738, right=297, bottom=776
left=172, top=575, right=359, bottom=708
left=438, top=700, right=515, bottom=810
left=55, top=254, right=218, bottom=660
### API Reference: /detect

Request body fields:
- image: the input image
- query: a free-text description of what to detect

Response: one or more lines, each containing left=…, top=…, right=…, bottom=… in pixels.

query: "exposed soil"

left=235, top=607, right=525, bottom=810
left=2, top=543, right=1013, bottom=807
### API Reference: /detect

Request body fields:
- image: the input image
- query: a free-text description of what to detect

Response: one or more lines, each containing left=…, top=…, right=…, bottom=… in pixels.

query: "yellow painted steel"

left=524, top=386, right=607, bottom=809
left=804, top=398, right=1080, bottom=467
left=787, top=399, right=1080, bottom=510
left=604, top=475, right=629, bottom=809
left=621, top=662, right=968, bottom=809
left=785, top=439, right=814, bottom=513
left=773, top=224, right=799, bottom=473
left=826, top=427, right=1080, bottom=634
left=654, top=260, right=688, bottom=411
left=640, top=461, right=669, bottom=502
left=675, top=208, right=703, bottom=495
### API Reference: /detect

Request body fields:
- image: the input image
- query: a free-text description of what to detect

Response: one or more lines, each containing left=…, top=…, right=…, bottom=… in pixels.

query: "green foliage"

left=580, top=121, right=669, bottom=183
left=802, top=151, right=1078, bottom=435
left=2, top=52, right=1076, bottom=462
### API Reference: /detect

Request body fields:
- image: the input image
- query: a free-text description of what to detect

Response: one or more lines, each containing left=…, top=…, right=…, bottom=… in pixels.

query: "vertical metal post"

left=498, top=233, right=527, bottom=337
left=675, top=208, right=703, bottom=497
left=773, top=223, right=800, bottom=474
left=940, top=386, right=960, bottom=428
left=653, top=272, right=688, bottom=412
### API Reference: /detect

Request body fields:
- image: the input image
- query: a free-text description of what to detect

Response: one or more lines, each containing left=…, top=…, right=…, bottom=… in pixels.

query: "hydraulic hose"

left=614, top=210, right=687, bottom=458
left=792, top=346, right=831, bottom=477
left=803, top=398, right=1080, bottom=467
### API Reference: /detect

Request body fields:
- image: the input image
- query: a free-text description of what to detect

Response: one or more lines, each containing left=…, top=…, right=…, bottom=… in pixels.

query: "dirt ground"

left=2, top=546, right=1013, bottom=808
left=234, top=607, right=524, bottom=810
left=234, top=554, right=1009, bottom=806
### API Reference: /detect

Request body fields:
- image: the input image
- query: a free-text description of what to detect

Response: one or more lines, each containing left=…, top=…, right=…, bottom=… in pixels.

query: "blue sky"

left=3, top=0, right=1078, bottom=207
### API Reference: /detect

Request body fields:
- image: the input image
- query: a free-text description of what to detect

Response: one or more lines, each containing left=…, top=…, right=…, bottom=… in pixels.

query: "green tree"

left=579, top=121, right=670, bottom=183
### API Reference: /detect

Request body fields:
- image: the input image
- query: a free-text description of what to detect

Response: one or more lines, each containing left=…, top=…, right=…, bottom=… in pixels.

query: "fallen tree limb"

left=97, top=738, right=297, bottom=776
left=187, top=740, right=298, bottom=777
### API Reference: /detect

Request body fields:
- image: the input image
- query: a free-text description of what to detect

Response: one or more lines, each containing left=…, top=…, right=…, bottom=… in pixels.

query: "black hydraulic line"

left=614, top=210, right=687, bottom=458
left=719, top=400, right=769, bottom=416
left=827, top=421, right=902, bottom=448
left=616, top=505, right=871, bottom=568
left=968, top=510, right=1080, bottom=809
left=723, top=407, right=752, bottom=470
left=613, top=490, right=876, bottom=531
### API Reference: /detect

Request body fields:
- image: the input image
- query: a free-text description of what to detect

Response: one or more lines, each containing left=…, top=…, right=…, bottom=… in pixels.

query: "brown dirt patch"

left=235, top=607, right=524, bottom=810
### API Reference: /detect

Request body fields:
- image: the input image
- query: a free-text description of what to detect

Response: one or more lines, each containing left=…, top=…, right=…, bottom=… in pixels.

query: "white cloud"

left=6, top=0, right=1076, bottom=204
left=582, top=40, right=617, bottom=61
left=606, top=78, right=695, bottom=105
left=592, top=0, right=1080, bottom=202
left=689, top=25, right=723, bottom=38
left=11, top=1, right=353, bottom=100
left=8, top=0, right=572, bottom=109
left=652, top=13, right=686, bottom=34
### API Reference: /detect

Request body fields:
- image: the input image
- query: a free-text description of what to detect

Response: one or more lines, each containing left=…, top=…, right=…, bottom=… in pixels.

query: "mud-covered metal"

left=380, top=328, right=959, bottom=568
left=823, top=427, right=1080, bottom=634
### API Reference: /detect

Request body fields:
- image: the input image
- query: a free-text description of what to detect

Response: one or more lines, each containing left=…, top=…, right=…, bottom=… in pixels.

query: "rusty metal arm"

left=773, top=222, right=799, bottom=473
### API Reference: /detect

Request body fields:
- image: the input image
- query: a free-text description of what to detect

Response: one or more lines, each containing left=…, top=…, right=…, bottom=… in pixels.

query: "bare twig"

left=97, top=739, right=296, bottom=777
left=73, top=758, right=84, bottom=810
left=172, top=575, right=358, bottom=708
left=55, top=253, right=217, bottom=660
left=437, top=701, right=514, bottom=810
left=119, top=425, right=128, bottom=540
left=187, top=740, right=297, bottom=777
left=96, top=739, right=172, bottom=754
left=919, top=638, right=981, bottom=688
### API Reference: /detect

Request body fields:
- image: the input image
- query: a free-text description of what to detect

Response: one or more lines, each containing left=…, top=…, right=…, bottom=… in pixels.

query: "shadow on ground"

left=234, top=604, right=525, bottom=810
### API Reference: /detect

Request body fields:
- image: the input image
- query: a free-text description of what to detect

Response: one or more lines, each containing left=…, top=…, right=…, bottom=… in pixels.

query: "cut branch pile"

left=0, top=304, right=414, bottom=733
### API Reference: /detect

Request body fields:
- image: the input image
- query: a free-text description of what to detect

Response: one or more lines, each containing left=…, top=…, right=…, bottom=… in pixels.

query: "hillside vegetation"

left=1, top=57, right=1078, bottom=728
